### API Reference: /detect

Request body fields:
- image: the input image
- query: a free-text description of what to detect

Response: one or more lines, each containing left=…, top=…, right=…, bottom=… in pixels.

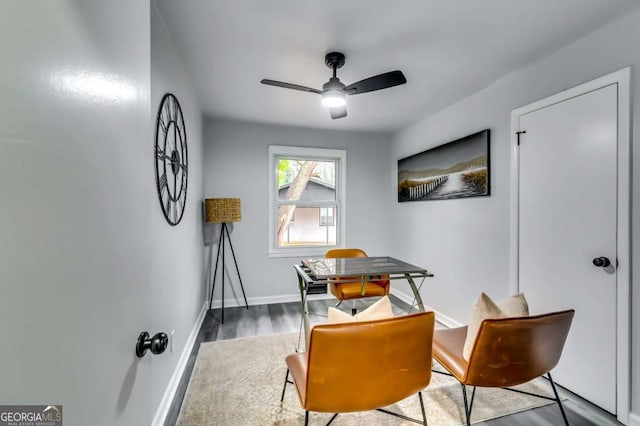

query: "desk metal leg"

left=405, top=273, right=425, bottom=312
left=302, top=298, right=310, bottom=351
left=297, top=274, right=311, bottom=352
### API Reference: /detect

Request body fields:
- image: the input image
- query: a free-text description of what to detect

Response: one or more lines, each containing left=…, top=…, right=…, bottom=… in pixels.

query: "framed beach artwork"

left=397, top=129, right=490, bottom=202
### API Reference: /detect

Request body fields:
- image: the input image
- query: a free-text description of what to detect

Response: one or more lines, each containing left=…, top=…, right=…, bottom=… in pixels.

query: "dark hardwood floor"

left=164, top=297, right=620, bottom=425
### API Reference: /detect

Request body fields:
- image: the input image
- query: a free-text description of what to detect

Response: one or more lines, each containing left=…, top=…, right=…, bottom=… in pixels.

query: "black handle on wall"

left=592, top=257, right=611, bottom=268
left=136, top=331, right=168, bottom=358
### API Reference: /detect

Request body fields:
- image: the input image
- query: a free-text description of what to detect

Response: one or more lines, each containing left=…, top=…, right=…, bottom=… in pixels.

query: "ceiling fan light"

left=321, top=90, right=346, bottom=107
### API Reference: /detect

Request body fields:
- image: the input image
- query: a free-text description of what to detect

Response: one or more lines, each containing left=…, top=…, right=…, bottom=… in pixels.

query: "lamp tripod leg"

left=208, top=225, right=225, bottom=312
left=221, top=224, right=225, bottom=324
left=224, top=222, right=249, bottom=310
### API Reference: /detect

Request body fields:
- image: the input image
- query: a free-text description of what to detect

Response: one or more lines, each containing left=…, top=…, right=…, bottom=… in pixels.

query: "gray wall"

left=150, top=2, right=205, bottom=420
left=203, top=118, right=392, bottom=305
left=0, top=2, right=205, bottom=425
left=390, top=9, right=640, bottom=418
left=2, top=1, right=637, bottom=423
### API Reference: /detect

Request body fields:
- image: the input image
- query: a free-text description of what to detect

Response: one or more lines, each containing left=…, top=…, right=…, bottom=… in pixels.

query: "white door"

left=518, top=84, right=617, bottom=413
left=0, top=2, right=154, bottom=425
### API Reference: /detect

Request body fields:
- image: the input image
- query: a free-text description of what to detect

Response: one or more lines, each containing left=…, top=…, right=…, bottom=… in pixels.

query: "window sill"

left=267, top=248, right=331, bottom=258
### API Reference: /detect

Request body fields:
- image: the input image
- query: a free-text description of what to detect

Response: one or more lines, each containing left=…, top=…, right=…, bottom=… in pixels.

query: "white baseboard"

left=390, top=288, right=463, bottom=328
left=152, top=302, right=208, bottom=426
left=430, top=307, right=464, bottom=329
left=628, top=412, right=640, bottom=426
left=209, top=292, right=332, bottom=309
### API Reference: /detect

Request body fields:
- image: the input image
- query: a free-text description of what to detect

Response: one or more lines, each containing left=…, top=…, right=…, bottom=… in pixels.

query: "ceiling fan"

left=260, top=52, right=406, bottom=119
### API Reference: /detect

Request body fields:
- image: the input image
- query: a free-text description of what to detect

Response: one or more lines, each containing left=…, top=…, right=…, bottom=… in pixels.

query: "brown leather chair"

left=325, top=248, right=390, bottom=314
left=281, top=311, right=435, bottom=425
left=432, top=310, right=575, bottom=426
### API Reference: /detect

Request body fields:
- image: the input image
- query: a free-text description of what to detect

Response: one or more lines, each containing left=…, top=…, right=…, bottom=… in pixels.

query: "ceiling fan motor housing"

left=325, top=52, right=346, bottom=69
left=323, top=77, right=345, bottom=92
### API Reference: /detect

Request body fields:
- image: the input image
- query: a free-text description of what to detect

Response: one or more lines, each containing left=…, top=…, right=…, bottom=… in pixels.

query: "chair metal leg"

left=547, top=372, right=570, bottom=426
left=351, top=299, right=357, bottom=316
left=326, top=413, right=339, bottom=425
left=418, top=391, right=427, bottom=425
left=469, top=386, right=476, bottom=418
left=281, top=369, right=289, bottom=403
left=460, top=383, right=471, bottom=425
left=304, top=411, right=309, bottom=426
left=446, top=369, right=565, bottom=426
left=376, top=407, right=427, bottom=425
left=374, top=391, right=429, bottom=425
left=335, top=300, right=343, bottom=308
left=499, top=373, right=570, bottom=425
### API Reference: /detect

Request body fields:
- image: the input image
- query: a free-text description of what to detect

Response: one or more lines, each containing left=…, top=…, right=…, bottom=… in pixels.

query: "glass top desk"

left=293, top=256, right=433, bottom=350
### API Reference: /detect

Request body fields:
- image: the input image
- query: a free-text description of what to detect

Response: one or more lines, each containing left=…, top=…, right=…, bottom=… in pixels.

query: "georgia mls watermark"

left=0, top=405, right=62, bottom=426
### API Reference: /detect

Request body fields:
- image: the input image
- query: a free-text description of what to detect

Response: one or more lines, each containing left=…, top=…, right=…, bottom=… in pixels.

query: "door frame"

left=509, top=67, right=631, bottom=423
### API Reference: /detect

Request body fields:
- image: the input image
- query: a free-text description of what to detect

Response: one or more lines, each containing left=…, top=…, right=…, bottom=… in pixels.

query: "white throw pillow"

left=327, top=295, right=394, bottom=324
left=462, top=292, right=529, bottom=361
left=327, top=307, right=354, bottom=323
left=497, top=293, right=529, bottom=317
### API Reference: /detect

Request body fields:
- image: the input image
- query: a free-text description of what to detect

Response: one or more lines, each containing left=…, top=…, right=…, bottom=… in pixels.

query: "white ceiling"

left=155, top=0, right=638, bottom=132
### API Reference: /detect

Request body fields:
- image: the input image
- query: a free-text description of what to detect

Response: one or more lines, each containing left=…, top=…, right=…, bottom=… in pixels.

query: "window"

left=319, top=207, right=334, bottom=226
left=268, top=145, right=346, bottom=257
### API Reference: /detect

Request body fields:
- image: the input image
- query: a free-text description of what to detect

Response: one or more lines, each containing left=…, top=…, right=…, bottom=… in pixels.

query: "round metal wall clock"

left=154, top=93, right=188, bottom=226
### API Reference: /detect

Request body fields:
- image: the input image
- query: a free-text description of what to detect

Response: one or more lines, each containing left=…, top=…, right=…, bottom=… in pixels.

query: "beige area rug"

left=177, top=333, right=555, bottom=425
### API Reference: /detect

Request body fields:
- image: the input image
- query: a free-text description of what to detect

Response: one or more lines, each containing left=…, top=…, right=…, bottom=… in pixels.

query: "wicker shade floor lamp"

left=205, top=198, right=249, bottom=323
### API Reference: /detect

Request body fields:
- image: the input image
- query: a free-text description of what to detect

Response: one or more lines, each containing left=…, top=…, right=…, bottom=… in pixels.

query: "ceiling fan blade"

left=260, top=79, right=322, bottom=94
left=329, top=105, right=347, bottom=120
left=344, top=70, right=406, bottom=95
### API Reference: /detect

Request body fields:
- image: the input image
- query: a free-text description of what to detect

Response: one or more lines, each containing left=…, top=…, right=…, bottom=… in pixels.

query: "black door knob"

left=136, top=331, right=169, bottom=358
left=592, top=257, right=611, bottom=268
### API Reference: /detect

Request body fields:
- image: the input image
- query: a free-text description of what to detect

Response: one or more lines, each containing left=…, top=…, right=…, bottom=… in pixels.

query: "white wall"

left=390, top=9, right=640, bottom=418
left=204, top=118, right=392, bottom=305
left=150, top=2, right=205, bottom=421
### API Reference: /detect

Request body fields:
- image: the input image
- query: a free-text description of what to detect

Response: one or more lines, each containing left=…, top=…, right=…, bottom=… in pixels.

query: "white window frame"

left=319, top=207, right=334, bottom=227
left=268, top=145, right=346, bottom=257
